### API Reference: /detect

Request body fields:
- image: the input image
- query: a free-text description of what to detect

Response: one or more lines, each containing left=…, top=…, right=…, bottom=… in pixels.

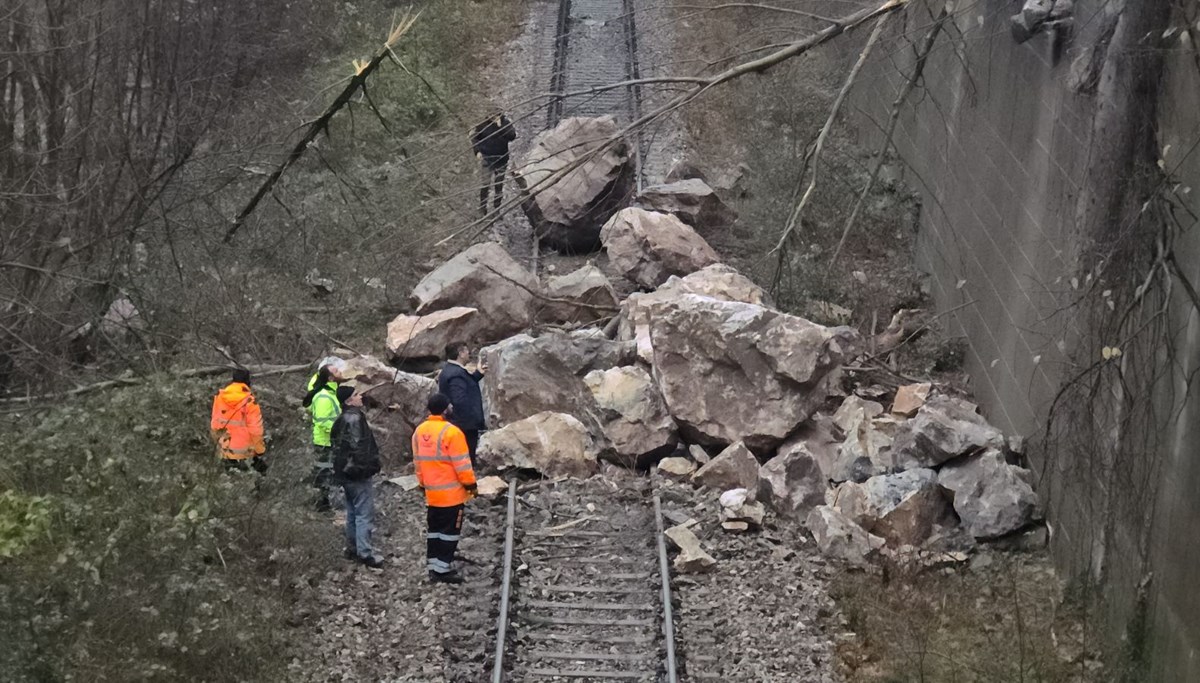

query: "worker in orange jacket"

left=412, top=393, right=477, bottom=584
left=210, top=368, right=267, bottom=473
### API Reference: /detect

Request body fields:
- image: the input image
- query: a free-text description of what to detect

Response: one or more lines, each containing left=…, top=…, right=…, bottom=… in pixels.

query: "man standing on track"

left=412, top=393, right=477, bottom=584
left=438, top=342, right=486, bottom=467
left=470, top=108, right=516, bottom=215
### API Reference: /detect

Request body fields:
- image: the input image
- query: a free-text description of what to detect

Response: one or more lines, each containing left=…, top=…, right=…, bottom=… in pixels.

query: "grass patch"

left=0, top=376, right=332, bottom=681
left=833, top=554, right=1104, bottom=682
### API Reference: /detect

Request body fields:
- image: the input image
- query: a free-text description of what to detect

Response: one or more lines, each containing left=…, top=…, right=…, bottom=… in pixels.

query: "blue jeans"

left=342, top=478, right=375, bottom=559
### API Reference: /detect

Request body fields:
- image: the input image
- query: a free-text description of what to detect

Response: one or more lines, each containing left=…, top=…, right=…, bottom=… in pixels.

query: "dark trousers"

left=463, top=429, right=480, bottom=468
left=427, top=504, right=464, bottom=575
left=312, top=445, right=334, bottom=511
left=223, top=456, right=267, bottom=474
left=480, top=156, right=507, bottom=213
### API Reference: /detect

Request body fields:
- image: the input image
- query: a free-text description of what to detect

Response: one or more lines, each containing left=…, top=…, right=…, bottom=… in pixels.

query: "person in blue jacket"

left=437, top=342, right=486, bottom=466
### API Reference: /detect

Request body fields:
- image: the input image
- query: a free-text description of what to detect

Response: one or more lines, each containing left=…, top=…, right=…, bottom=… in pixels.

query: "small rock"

left=665, top=524, right=716, bottom=573
left=691, top=441, right=760, bottom=492
left=688, top=444, right=711, bottom=465
left=656, top=457, right=696, bottom=479
left=475, top=476, right=509, bottom=497
left=891, top=382, right=931, bottom=417
left=805, top=505, right=885, bottom=566
left=719, top=488, right=765, bottom=530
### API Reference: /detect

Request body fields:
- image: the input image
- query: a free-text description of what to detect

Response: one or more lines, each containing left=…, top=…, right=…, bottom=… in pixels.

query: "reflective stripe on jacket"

left=412, top=415, right=476, bottom=507
left=210, top=382, right=265, bottom=460
left=310, top=388, right=341, bottom=447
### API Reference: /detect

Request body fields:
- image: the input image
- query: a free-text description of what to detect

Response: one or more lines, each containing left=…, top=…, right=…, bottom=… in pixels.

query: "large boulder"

left=650, top=295, right=858, bottom=453
left=584, top=366, right=678, bottom=468
left=891, top=395, right=1005, bottom=469
left=619, top=264, right=771, bottom=362
left=832, top=469, right=954, bottom=548
left=805, top=505, right=885, bottom=566
left=537, top=265, right=619, bottom=324
left=757, top=444, right=826, bottom=520
left=775, top=415, right=841, bottom=480
left=635, top=178, right=737, bottom=237
left=480, top=331, right=636, bottom=430
left=360, top=370, right=438, bottom=462
left=386, top=307, right=480, bottom=362
left=410, top=242, right=537, bottom=340
left=691, top=441, right=760, bottom=492
left=514, top=116, right=634, bottom=253
left=600, top=208, right=721, bottom=289
left=940, top=448, right=1039, bottom=539
left=478, top=412, right=600, bottom=478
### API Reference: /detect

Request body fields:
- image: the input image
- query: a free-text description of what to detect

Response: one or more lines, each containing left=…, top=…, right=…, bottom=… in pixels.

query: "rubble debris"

left=719, top=488, right=765, bottom=531
left=514, top=116, right=634, bottom=253
left=600, top=207, right=721, bottom=289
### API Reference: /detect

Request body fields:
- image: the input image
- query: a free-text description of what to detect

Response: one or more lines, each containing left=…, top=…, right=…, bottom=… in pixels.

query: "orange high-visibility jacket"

left=412, top=415, right=476, bottom=507
left=210, top=382, right=265, bottom=460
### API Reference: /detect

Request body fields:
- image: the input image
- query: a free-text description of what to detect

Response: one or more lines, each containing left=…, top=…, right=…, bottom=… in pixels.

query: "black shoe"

left=428, top=570, right=463, bottom=584
left=359, top=555, right=385, bottom=569
left=343, top=548, right=357, bottom=561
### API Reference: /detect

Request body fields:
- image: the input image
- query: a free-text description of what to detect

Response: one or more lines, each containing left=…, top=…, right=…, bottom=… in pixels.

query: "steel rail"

left=653, top=493, right=679, bottom=683
left=490, top=481, right=517, bottom=683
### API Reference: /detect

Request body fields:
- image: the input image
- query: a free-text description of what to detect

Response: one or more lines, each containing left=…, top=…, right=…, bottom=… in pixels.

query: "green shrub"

left=0, top=378, right=332, bottom=681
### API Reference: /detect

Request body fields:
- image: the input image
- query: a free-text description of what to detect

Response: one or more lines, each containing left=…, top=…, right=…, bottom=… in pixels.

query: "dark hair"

left=445, top=342, right=467, bottom=361
left=302, top=365, right=333, bottom=407
left=231, top=368, right=251, bottom=385
left=427, top=392, right=451, bottom=415
left=336, top=385, right=355, bottom=405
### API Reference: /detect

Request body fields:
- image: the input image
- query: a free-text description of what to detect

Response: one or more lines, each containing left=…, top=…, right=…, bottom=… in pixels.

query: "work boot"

left=343, top=547, right=357, bottom=561
left=429, top=570, right=464, bottom=585
left=359, top=555, right=385, bottom=569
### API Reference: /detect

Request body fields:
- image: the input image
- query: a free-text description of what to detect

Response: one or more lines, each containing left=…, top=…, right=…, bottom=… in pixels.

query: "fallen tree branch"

left=0, top=363, right=311, bottom=404
left=770, top=12, right=891, bottom=261
left=223, top=10, right=420, bottom=243
left=481, top=264, right=620, bottom=312
left=831, top=5, right=949, bottom=264
left=861, top=298, right=977, bottom=363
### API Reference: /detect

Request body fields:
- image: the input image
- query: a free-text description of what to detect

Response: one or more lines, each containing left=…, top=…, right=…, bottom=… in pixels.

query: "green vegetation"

left=0, top=377, right=328, bottom=680
left=1, top=1, right=526, bottom=679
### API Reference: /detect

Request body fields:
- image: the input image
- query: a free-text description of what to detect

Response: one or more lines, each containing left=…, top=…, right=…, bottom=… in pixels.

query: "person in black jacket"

left=438, top=342, right=486, bottom=466
left=330, top=386, right=384, bottom=568
left=471, top=110, right=517, bottom=215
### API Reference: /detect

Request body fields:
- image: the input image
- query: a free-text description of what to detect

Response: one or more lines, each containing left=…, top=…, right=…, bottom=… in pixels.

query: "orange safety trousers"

left=210, top=382, right=265, bottom=460
left=412, top=416, right=476, bottom=507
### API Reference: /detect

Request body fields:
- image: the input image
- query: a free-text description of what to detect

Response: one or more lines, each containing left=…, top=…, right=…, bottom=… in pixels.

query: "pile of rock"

left=376, top=115, right=1040, bottom=569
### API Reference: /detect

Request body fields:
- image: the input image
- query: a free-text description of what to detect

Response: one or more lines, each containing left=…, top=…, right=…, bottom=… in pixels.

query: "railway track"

left=545, top=0, right=645, bottom=184
left=489, top=479, right=678, bottom=682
